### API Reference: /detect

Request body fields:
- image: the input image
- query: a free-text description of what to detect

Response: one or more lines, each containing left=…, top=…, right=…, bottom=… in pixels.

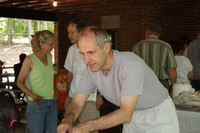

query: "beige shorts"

left=65, top=97, right=100, bottom=133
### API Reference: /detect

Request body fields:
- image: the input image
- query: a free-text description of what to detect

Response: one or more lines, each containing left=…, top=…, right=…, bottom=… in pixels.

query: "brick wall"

left=55, top=14, right=75, bottom=69
left=56, top=0, right=200, bottom=69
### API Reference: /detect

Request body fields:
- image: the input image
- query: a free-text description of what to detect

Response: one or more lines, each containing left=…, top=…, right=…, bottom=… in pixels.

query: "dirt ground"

left=0, top=38, right=32, bottom=73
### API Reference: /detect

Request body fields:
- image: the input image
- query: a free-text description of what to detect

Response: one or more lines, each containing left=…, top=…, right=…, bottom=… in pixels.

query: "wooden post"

left=7, top=18, right=13, bottom=44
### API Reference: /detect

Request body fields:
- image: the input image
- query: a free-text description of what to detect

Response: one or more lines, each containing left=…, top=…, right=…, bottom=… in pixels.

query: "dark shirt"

left=14, top=62, right=23, bottom=82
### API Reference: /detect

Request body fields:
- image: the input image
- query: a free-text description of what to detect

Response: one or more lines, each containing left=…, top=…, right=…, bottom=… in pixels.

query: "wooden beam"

left=0, top=6, right=57, bottom=21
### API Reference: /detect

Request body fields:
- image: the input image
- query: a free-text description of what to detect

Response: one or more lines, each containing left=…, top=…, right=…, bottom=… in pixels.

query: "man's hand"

left=58, top=93, right=88, bottom=133
left=57, top=121, right=73, bottom=133
left=72, top=122, right=91, bottom=133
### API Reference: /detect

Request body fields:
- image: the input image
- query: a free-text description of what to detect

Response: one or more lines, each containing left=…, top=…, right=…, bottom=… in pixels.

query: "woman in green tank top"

left=17, top=30, right=57, bottom=133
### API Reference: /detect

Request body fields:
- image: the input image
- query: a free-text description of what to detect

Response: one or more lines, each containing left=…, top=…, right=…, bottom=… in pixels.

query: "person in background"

left=188, top=30, right=200, bottom=91
left=0, top=92, right=27, bottom=133
left=13, top=53, right=26, bottom=99
left=170, top=40, right=193, bottom=84
left=64, top=19, right=103, bottom=131
left=133, top=23, right=177, bottom=94
left=57, top=26, right=179, bottom=133
left=180, top=35, right=190, bottom=57
left=0, top=60, right=4, bottom=75
left=17, top=30, right=57, bottom=133
left=0, top=60, right=4, bottom=86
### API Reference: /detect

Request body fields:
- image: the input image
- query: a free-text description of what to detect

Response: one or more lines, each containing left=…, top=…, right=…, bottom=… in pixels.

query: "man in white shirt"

left=64, top=19, right=103, bottom=132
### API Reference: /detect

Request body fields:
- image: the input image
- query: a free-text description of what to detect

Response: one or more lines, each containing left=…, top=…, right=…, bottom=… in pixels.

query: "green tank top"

left=28, top=53, right=54, bottom=100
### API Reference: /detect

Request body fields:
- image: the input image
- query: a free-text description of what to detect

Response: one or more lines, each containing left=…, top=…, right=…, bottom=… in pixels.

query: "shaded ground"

left=0, top=38, right=31, bottom=73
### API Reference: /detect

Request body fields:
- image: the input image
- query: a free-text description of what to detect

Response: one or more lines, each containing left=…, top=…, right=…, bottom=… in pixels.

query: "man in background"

left=64, top=19, right=103, bottom=132
left=133, top=23, right=177, bottom=93
left=188, top=30, right=200, bottom=91
left=13, top=53, right=26, bottom=99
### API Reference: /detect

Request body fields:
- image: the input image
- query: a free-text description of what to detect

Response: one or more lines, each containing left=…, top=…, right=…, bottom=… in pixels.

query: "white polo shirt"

left=64, top=44, right=96, bottom=101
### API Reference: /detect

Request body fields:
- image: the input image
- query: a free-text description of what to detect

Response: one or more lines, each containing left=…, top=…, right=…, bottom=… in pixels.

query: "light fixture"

left=53, top=0, right=57, bottom=7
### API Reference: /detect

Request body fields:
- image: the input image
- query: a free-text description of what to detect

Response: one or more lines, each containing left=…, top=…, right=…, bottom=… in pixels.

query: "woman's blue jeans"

left=26, top=99, right=58, bottom=133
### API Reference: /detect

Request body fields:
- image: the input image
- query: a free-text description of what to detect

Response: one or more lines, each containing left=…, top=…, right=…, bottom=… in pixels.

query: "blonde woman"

left=17, top=30, right=57, bottom=133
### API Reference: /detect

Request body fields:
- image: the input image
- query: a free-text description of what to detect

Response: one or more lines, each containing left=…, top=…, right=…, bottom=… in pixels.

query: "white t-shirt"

left=175, top=56, right=193, bottom=84
left=64, top=44, right=96, bottom=101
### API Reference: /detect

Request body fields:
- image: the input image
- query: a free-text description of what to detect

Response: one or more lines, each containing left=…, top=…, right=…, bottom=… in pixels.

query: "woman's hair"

left=31, top=30, right=54, bottom=53
left=0, top=92, right=27, bottom=133
left=170, top=40, right=185, bottom=54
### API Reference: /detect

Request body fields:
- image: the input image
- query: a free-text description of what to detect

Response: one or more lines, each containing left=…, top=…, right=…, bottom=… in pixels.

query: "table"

left=0, top=73, right=15, bottom=82
left=0, top=88, right=22, bottom=93
left=176, top=106, right=200, bottom=133
left=0, top=87, right=25, bottom=101
left=0, top=73, right=15, bottom=89
left=0, top=81, right=15, bottom=88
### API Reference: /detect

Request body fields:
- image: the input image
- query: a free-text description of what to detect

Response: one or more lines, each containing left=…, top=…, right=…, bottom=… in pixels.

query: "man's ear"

left=103, top=42, right=111, bottom=52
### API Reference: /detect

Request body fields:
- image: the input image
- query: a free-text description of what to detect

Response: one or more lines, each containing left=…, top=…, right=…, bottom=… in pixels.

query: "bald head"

left=79, top=26, right=112, bottom=48
left=77, top=26, right=113, bottom=72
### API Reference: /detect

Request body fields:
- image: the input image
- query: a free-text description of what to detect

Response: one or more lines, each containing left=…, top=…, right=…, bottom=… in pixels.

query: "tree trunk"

left=27, top=20, right=32, bottom=43
left=43, top=21, right=47, bottom=30
left=7, top=18, right=12, bottom=44
left=34, top=20, right=39, bottom=32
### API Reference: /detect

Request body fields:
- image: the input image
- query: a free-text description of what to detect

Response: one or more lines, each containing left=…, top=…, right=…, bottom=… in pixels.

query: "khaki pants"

left=123, top=96, right=179, bottom=133
left=65, top=97, right=100, bottom=133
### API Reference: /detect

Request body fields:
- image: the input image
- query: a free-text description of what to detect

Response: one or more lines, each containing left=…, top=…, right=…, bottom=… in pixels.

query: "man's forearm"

left=83, top=107, right=132, bottom=132
left=62, top=93, right=87, bottom=124
left=72, top=96, right=137, bottom=132
left=168, top=68, right=177, bottom=85
left=62, top=100, right=82, bottom=123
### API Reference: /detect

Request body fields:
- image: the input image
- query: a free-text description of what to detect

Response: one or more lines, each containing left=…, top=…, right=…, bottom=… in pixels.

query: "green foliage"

left=0, top=17, right=54, bottom=39
left=13, top=18, right=27, bottom=34
left=0, top=18, right=8, bottom=39
left=47, top=21, right=54, bottom=32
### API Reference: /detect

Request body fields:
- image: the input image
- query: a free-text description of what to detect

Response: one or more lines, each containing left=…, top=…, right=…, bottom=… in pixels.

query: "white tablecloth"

left=176, top=110, right=200, bottom=133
